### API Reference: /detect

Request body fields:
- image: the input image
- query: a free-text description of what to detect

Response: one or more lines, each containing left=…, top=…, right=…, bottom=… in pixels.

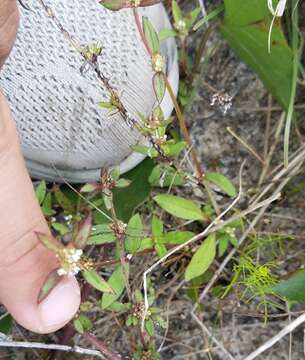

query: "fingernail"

left=38, top=277, right=80, bottom=332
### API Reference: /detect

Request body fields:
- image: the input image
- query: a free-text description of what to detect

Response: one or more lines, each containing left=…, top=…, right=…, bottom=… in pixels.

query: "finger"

left=0, top=0, right=19, bottom=68
left=0, top=92, right=81, bottom=333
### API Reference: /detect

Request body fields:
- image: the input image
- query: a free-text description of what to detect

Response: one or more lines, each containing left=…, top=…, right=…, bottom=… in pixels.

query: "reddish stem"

left=133, top=7, right=153, bottom=56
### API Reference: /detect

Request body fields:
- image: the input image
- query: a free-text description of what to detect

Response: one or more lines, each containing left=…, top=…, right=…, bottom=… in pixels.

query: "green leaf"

left=115, top=178, right=131, bottom=188
left=152, top=216, right=163, bottom=238
left=54, top=187, right=76, bottom=214
left=35, top=232, right=64, bottom=253
left=153, top=73, right=166, bottom=103
left=51, top=222, right=69, bottom=236
left=138, top=237, right=154, bottom=251
left=41, top=192, right=55, bottom=216
left=107, top=301, right=132, bottom=313
left=74, top=314, right=93, bottom=334
left=132, top=145, right=158, bottom=158
left=185, top=234, right=216, bottom=281
left=38, top=269, right=62, bottom=303
left=272, top=271, right=305, bottom=303
left=125, top=214, right=143, bottom=253
left=172, top=0, right=183, bottom=23
left=80, top=183, right=100, bottom=193
left=35, top=180, right=46, bottom=205
left=145, top=318, right=155, bottom=336
left=134, top=289, right=144, bottom=303
left=88, top=224, right=116, bottom=245
left=112, top=158, right=154, bottom=223
left=83, top=270, right=114, bottom=293
left=220, top=0, right=293, bottom=110
left=99, top=0, right=125, bottom=11
left=218, top=235, right=230, bottom=257
left=193, top=4, right=224, bottom=31
left=143, top=16, right=160, bottom=53
left=186, top=7, right=201, bottom=29
left=149, top=165, right=185, bottom=188
left=205, top=172, right=236, bottom=197
left=88, top=233, right=115, bottom=245
left=154, top=194, right=203, bottom=221
left=163, top=231, right=194, bottom=245
left=110, top=167, right=121, bottom=181
left=101, top=266, right=127, bottom=309
left=159, top=28, right=177, bottom=41
left=0, top=314, right=12, bottom=335
left=98, top=101, right=116, bottom=110
left=155, top=243, right=167, bottom=258
left=163, top=141, right=186, bottom=157
left=74, top=213, right=92, bottom=249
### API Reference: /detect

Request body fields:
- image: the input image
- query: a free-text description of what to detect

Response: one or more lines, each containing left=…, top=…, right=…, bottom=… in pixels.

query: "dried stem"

left=0, top=338, right=105, bottom=359
left=84, top=333, right=122, bottom=360
left=244, top=311, right=305, bottom=360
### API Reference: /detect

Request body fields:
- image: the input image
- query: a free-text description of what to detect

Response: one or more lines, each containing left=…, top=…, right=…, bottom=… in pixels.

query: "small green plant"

left=16, top=0, right=303, bottom=358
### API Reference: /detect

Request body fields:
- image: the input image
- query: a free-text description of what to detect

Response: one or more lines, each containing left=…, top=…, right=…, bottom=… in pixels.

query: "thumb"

left=0, top=93, right=80, bottom=334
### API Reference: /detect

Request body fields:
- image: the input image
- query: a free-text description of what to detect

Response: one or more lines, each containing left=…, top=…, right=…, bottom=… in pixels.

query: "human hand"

left=0, top=0, right=80, bottom=333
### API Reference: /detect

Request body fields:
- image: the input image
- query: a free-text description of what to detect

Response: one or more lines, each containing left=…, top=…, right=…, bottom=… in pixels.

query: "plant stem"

left=163, top=73, right=203, bottom=178
left=110, top=199, right=132, bottom=301
left=284, top=0, right=299, bottom=167
left=84, top=333, right=122, bottom=360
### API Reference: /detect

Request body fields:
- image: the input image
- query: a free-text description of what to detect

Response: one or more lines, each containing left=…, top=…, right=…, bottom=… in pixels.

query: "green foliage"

left=205, top=172, right=236, bottom=197
left=83, top=269, right=114, bottom=293
left=143, top=16, right=160, bottom=53
left=220, top=0, right=293, bottom=110
left=185, top=233, right=216, bottom=281
left=149, top=164, right=185, bottom=188
left=154, top=194, right=203, bottom=220
left=101, top=266, right=127, bottom=309
left=153, top=73, right=166, bottom=104
left=125, top=214, right=143, bottom=253
left=87, top=224, right=116, bottom=245
left=38, top=269, right=62, bottom=303
left=112, top=159, right=154, bottom=223
left=74, top=314, right=93, bottom=334
left=225, top=255, right=278, bottom=317
left=0, top=314, right=12, bottom=335
left=35, top=180, right=47, bottom=205
left=272, top=271, right=305, bottom=303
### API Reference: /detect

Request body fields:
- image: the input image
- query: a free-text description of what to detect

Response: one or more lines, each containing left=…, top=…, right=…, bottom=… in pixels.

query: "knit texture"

left=0, top=1, right=178, bottom=182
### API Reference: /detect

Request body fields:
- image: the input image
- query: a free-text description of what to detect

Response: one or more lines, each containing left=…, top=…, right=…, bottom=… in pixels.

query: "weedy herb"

left=5, top=0, right=303, bottom=358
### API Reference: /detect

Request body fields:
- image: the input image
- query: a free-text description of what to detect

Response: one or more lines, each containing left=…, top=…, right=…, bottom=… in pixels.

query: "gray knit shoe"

left=0, top=1, right=178, bottom=183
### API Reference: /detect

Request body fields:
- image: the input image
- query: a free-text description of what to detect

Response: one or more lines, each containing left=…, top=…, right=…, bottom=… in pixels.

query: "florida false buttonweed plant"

left=36, top=212, right=113, bottom=303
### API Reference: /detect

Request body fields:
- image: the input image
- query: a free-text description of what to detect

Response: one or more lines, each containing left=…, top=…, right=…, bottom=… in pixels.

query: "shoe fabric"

left=0, top=1, right=178, bottom=182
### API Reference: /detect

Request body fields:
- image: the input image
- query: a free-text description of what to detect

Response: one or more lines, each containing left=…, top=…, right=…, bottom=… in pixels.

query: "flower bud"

left=99, top=0, right=160, bottom=11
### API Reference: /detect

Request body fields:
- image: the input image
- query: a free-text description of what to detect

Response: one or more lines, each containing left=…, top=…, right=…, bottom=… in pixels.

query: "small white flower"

left=152, top=53, right=165, bottom=73
left=175, top=19, right=187, bottom=32
left=57, top=268, right=67, bottom=276
left=57, top=248, right=83, bottom=276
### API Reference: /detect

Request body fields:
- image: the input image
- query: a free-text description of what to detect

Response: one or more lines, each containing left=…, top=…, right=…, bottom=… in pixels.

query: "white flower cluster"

left=174, top=19, right=187, bottom=33
left=152, top=53, right=165, bottom=73
left=57, top=248, right=83, bottom=276
left=210, top=92, right=233, bottom=115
